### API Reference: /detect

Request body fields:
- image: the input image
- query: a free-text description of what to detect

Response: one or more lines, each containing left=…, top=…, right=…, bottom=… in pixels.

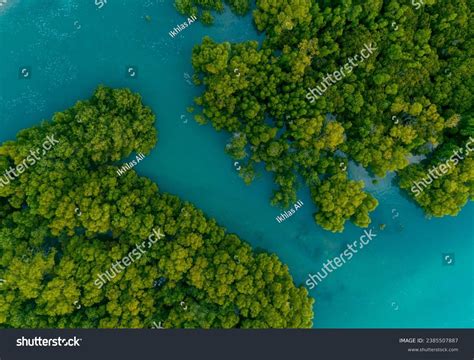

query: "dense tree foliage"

left=0, top=86, right=313, bottom=328
left=398, top=114, right=474, bottom=217
left=189, top=0, right=473, bottom=231
left=174, top=0, right=251, bottom=25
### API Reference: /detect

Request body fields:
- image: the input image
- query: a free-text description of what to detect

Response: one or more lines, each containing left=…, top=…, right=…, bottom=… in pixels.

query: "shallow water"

left=0, top=0, right=472, bottom=328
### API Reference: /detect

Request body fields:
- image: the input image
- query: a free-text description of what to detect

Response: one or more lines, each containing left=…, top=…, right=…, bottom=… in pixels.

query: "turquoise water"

left=0, top=0, right=472, bottom=328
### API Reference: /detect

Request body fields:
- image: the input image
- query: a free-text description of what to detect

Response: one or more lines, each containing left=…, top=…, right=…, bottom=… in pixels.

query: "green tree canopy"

left=0, top=86, right=313, bottom=329
left=188, top=0, right=473, bottom=231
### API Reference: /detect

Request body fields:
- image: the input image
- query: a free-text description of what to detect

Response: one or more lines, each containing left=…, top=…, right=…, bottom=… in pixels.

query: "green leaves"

left=0, top=86, right=314, bottom=329
left=189, top=0, right=472, bottom=232
left=311, top=174, right=378, bottom=233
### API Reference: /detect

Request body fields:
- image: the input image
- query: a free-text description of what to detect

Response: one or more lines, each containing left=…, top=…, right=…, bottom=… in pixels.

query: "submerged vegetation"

left=0, top=86, right=314, bottom=328
left=188, top=0, right=473, bottom=231
left=174, top=0, right=251, bottom=25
